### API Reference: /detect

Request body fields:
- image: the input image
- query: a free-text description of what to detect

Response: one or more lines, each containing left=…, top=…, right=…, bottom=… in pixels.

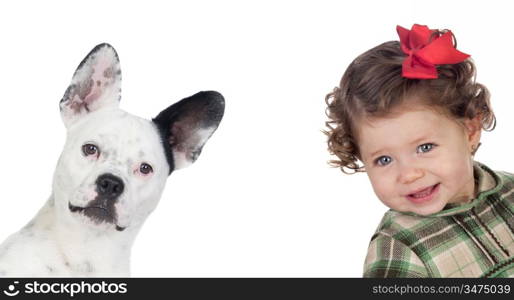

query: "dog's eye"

left=140, top=163, right=153, bottom=175
left=82, top=144, right=100, bottom=157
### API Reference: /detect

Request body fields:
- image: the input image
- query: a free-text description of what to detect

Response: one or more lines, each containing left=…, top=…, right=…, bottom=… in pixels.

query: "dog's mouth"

left=69, top=202, right=126, bottom=231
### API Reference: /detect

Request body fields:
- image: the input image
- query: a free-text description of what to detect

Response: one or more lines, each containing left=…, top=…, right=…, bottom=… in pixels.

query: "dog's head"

left=53, top=43, right=224, bottom=232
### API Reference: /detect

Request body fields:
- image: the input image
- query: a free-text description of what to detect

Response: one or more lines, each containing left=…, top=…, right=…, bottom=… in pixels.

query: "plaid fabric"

left=363, top=162, right=514, bottom=278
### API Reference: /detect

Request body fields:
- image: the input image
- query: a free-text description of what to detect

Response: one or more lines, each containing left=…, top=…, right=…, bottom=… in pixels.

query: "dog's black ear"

left=59, top=43, right=122, bottom=128
left=153, top=91, right=225, bottom=173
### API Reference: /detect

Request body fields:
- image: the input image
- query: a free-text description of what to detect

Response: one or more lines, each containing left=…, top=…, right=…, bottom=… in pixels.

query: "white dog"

left=0, top=44, right=224, bottom=277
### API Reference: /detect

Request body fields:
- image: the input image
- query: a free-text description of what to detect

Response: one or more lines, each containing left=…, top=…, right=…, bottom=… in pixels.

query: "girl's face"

left=357, top=103, right=482, bottom=216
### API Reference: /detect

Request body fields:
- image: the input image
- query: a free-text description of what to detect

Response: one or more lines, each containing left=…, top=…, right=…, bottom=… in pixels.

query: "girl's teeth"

left=411, top=186, right=432, bottom=198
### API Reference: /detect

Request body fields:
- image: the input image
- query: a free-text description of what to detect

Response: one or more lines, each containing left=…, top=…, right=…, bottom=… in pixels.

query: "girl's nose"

left=398, top=164, right=424, bottom=184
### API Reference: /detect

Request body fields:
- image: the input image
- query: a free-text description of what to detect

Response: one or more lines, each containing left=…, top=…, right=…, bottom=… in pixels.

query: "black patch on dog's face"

left=82, top=201, right=117, bottom=224
left=69, top=198, right=117, bottom=225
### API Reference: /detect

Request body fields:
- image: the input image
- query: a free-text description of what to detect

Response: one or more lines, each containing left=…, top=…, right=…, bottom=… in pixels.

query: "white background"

left=1, top=0, right=513, bottom=277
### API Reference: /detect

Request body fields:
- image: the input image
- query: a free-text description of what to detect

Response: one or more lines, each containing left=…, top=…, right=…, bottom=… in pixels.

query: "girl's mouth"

left=406, top=183, right=440, bottom=204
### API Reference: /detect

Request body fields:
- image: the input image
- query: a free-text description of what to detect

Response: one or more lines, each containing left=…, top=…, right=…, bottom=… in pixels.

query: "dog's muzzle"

left=69, top=173, right=126, bottom=231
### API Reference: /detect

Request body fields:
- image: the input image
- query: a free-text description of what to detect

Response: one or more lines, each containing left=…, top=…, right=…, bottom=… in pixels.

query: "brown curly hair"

left=324, top=40, right=495, bottom=174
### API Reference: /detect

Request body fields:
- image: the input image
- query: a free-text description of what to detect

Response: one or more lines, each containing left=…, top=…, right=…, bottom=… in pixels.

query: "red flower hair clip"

left=396, top=24, right=470, bottom=79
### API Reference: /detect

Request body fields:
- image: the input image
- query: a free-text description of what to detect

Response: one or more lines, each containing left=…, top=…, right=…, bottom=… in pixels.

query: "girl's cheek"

left=370, top=170, right=396, bottom=197
left=369, top=174, right=386, bottom=193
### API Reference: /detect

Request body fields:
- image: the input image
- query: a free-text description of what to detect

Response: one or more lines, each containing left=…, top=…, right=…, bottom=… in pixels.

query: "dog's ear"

left=153, top=91, right=225, bottom=173
left=59, top=43, right=122, bottom=128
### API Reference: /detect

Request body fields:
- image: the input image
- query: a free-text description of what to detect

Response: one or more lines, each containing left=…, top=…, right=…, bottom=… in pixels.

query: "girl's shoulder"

left=496, top=170, right=514, bottom=183
left=372, top=210, right=435, bottom=241
left=490, top=168, right=514, bottom=202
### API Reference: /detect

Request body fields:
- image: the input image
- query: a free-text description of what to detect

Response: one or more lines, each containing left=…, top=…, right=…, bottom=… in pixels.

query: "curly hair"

left=324, top=41, right=495, bottom=174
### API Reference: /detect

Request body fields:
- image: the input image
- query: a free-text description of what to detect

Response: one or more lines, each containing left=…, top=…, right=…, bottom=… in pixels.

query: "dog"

left=0, top=43, right=224, bottom=277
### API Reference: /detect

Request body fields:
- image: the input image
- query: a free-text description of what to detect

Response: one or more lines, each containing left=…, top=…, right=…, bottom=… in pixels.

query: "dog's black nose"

left=96, top=174, right=124, bottom=198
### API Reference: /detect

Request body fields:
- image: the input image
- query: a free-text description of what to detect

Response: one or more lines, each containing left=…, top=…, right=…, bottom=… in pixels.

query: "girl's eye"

left=375, top=156, right=392, bottom=166
left=140, top=163, right=153, bottom=175
left=82, top=144, right=99, bottom=157
left=417, top=143, right=436, bottom=153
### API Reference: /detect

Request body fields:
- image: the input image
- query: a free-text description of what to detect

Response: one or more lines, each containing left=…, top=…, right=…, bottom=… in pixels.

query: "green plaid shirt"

left=364, top=162, right=514, bottom=278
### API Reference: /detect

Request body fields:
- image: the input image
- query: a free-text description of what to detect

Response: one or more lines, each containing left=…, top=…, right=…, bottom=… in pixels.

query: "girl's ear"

left=464, top=115, right=482, bottom=154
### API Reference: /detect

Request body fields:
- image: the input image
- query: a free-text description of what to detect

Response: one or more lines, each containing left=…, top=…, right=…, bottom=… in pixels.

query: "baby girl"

left=325, top=24, right=513, bottom=277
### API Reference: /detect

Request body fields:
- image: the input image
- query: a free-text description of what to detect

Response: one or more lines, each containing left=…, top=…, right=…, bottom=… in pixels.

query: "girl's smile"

left=404, top=183, right=440, bottom=204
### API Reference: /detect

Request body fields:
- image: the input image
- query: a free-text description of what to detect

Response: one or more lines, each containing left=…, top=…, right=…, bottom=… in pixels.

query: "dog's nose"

left=96, top=174, right=124, bottom=198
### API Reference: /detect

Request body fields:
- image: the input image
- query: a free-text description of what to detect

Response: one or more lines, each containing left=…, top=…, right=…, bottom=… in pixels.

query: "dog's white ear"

left=59, top=43, right=122, bottom=128
left=153, top=91, right=225, bottom=173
